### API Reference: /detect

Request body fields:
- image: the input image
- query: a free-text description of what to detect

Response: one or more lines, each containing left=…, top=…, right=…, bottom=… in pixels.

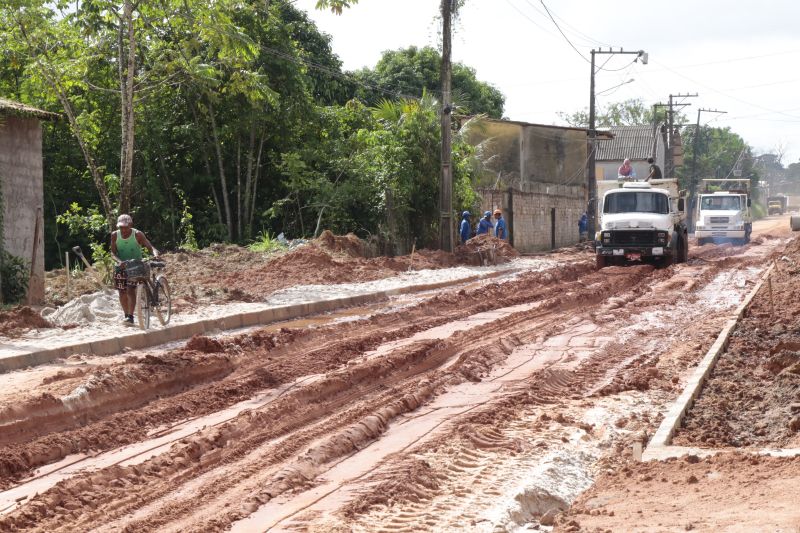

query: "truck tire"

left=678, top=234, right=689, bottom=263
left=596, top=254, right=607, bottom=269
left=744, top=223, right=752, bottom=243
left=791, top=216, right=800, bottom=231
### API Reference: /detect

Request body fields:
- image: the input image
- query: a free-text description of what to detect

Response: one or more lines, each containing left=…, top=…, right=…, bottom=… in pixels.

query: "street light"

left=586, top=49, right=648, bottom=238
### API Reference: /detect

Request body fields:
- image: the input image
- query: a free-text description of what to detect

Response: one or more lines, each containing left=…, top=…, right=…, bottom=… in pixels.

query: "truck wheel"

left=697, top=237, right=707, bottom=246
left=596, top=254, right=607, bottom=269
left=791, top=216, right=800, bottom=232
left=744, top=224, right=752, bottom=244
left=678, top=235, right=689, bottom=263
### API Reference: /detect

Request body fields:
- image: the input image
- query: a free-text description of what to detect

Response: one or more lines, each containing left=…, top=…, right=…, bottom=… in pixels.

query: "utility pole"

left=587, top=48, right=648, bottom=237
left=439, top=0, right=454, bottom=252
left=689, top=108, right=726, bottom=231
left=665, top=92, right=697, bottom=178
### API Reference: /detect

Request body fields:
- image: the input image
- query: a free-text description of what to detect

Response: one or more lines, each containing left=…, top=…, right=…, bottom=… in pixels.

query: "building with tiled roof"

left=595, top=124, right=667, bottom=180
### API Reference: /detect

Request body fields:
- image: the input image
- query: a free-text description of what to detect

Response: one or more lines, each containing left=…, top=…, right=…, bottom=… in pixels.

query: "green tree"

left=558, top=98, right=657, bottom=128
left=352, top=46, right=504, bottom=118
left=678, top=125, right=756, bottom=192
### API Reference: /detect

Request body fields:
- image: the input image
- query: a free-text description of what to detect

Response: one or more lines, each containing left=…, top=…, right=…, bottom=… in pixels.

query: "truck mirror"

left=677, top=198, right=685, bottom=212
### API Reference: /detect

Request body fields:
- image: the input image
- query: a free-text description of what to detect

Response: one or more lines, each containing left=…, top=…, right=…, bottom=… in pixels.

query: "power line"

left=538, top=0, right=590, bottom=64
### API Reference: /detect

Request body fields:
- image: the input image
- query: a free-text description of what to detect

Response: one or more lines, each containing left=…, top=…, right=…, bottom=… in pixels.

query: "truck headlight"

left=656, top=231, right=668, bottom=244
left=601, top=231, right=611, bottom=243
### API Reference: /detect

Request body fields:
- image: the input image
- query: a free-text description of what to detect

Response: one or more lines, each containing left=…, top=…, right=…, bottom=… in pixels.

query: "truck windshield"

left=603, top=192, right=669, bottom=214
left=700, top=196, right=741, bottom=210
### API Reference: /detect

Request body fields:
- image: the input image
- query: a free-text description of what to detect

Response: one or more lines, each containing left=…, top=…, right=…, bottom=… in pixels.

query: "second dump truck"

left=695, top=179, right=752, bottom=245
left=768, top=195, right=788, bottom=216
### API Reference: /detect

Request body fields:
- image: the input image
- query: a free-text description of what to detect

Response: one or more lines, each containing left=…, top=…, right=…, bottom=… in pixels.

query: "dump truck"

left=695, top=179, right=752, bottom=245
left=767, top=195, right=788, bottom=216
left=595, top=179, right=688, bottom=269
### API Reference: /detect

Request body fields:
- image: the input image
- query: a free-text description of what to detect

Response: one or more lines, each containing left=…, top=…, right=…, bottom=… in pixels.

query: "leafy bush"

left=1, top=251, right=30, bottom=304
left=248, top=231, right=285, bottom=253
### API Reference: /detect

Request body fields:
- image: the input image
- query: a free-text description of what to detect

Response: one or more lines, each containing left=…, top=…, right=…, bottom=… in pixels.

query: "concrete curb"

left=0, top=269, right=519, bottom=374
left=642, top=265, right=775, bottom=461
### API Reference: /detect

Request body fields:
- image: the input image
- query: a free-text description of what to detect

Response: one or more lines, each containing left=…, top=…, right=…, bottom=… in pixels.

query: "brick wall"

left=478, top=183, right=586, bottom=253
left=0, top=115, right=45, bottom=302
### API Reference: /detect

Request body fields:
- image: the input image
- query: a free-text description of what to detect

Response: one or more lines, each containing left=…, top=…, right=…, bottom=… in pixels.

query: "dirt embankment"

left=674, top=238, right=800, bottom=449
left=557, top=454, right=800, bottom=532
left=43, top=231, right=516, bottom=308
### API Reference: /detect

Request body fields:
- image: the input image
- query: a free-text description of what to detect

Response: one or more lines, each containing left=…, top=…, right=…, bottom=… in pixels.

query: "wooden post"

left=26, top=207, right=43, bottom=305
left=65, top=251, right=71, bottom=300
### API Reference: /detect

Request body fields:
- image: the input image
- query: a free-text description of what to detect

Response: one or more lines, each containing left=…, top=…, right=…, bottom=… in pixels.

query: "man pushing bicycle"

left=111, top=214, right=160, bottom=325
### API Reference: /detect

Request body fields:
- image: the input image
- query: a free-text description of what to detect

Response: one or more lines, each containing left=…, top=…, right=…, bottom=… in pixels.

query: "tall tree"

left=559, top=98, right=656, bottom=128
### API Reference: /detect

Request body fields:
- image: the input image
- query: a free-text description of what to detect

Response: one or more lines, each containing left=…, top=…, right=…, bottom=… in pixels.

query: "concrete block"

left=89, top=337, right=123, bottom=356
left=216, top=314, right=244, bottom=331
left=120, top=333, right=149, bottom=351
left=240, top=310, right=263, bottom=327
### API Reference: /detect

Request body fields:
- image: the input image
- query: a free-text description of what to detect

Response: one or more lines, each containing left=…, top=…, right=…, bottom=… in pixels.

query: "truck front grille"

left=709, top=216, right=729, bottom=223
left=610, top=230, right=656, bottom=246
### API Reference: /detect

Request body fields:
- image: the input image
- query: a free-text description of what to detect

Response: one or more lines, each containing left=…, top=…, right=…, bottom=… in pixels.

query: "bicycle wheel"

left=136, top=283, right=151, bottom=330
left=153, top=275, right=172, bottom=326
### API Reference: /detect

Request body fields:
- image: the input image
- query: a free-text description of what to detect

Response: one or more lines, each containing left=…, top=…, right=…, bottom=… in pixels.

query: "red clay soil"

left=673, top=238, right=800, bottom=449
left=557, top=453, right=800, bottom=532
left=0, top=307, right=53, bottom=337
left=456, top=234, right=520, bottom=265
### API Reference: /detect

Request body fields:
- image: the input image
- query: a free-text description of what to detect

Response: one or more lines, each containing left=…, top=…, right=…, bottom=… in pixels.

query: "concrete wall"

left=0, top=115, right=45, bottom=303
left=467, top=120, right=588, bottom=188
left=478, top=183, right=586, bottom=253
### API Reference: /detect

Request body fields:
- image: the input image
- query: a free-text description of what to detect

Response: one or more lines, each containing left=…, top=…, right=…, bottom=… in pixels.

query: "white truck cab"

left=595, top=179, right=688, bottom=269
left=694, top=179, right=752, bottom=245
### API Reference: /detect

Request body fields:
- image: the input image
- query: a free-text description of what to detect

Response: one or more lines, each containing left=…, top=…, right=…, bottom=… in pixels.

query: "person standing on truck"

left=618, top=158, right=636, bottom=180
left=459, top=211, right=472, bottom=245
left=111, top=214, right=160, bottom=325
left=578, top=212, right=588, bottom=241
left=476, top=211, right=493, bottom=236
left=645, top=157, right=662, bottom=182
left=493, top=209, right=507, bottom=240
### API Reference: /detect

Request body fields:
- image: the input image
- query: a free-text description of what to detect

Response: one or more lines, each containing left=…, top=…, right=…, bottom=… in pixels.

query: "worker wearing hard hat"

left=459, top=211, right=472, bottom=245
left=476, top=211, right=493, bottom=236
left=493, top=209, right=507, bottom=240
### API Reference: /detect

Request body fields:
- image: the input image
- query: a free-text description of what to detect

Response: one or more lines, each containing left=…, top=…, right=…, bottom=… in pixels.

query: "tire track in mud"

left=0, top=264, right=656, bottom=532
left=0, top=245, right=778, bottom=532
left=0, top=263, right=597, bottom=487
left=262, top=243, right=788, bottom=531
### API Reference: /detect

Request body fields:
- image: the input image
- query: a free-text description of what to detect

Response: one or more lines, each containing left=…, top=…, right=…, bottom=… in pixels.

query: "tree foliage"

left=352, top=46, right=505, bottom=118
left=678, top=125, right=756, bottom=192
left=558, top=98, right=656, bottom=128
left=0, top=0, right=493, bottom=268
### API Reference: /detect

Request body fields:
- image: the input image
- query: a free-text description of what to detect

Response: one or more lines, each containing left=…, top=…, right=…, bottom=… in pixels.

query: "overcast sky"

left=295, top=0, right=800, bottom=165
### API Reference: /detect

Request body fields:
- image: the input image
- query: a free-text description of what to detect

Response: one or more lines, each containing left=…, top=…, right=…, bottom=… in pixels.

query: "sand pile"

left=314, top=230, right=368, bottom=258
left=44, top=290, right=121, bottom=326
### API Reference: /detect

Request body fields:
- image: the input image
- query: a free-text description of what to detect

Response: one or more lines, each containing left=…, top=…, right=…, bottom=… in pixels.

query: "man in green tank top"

left=111, top=214, right=160, bottom=324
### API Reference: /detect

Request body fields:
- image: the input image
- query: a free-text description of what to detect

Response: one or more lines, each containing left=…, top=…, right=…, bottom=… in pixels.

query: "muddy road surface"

left=0, top=217, right=792, bottom=532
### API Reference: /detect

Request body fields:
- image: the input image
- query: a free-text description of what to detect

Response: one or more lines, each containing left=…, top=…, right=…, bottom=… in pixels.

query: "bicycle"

left=123, top=258, right=172, bottom=330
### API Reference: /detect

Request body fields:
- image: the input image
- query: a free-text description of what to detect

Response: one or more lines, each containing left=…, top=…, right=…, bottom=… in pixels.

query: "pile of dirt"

left=0, top=307, right=53, bottom=337
left=44, top=268, right=106, bottom=307
left=674, top=237, right=800, bottom=448
left=456, top=234, right=520, bottom=265
left=314, top=230, right=369, bottom=258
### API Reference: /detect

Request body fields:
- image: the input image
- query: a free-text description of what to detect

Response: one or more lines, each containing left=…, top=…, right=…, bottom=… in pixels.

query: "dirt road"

left=0, top=217, right=793, bottom=532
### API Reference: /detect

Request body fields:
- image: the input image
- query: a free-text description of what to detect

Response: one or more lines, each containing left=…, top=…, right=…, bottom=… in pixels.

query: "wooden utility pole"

left=665, top=92, right=697, bottom=178
left=439, top=0, right=454, bottom=252
left=587, top=48, right=647, bottom=237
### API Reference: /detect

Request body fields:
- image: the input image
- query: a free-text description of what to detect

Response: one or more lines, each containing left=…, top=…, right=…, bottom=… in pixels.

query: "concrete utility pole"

left=689, top=108, right=726, bottom=231
left=665, top=92, right=697, bottom=178
left=439, top=0, right=454, bottom=252
left=587, top=48, right=648, bottom=237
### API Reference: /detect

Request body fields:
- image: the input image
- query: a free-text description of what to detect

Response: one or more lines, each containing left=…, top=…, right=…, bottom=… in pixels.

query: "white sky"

left=295, top=0, right=800, bottom=165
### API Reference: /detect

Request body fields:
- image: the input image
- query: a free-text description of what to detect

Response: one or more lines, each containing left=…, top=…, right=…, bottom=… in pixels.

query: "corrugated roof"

left=595, top=124, right=660, bottom=161
left=0, top=97, right=60, bottom=120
